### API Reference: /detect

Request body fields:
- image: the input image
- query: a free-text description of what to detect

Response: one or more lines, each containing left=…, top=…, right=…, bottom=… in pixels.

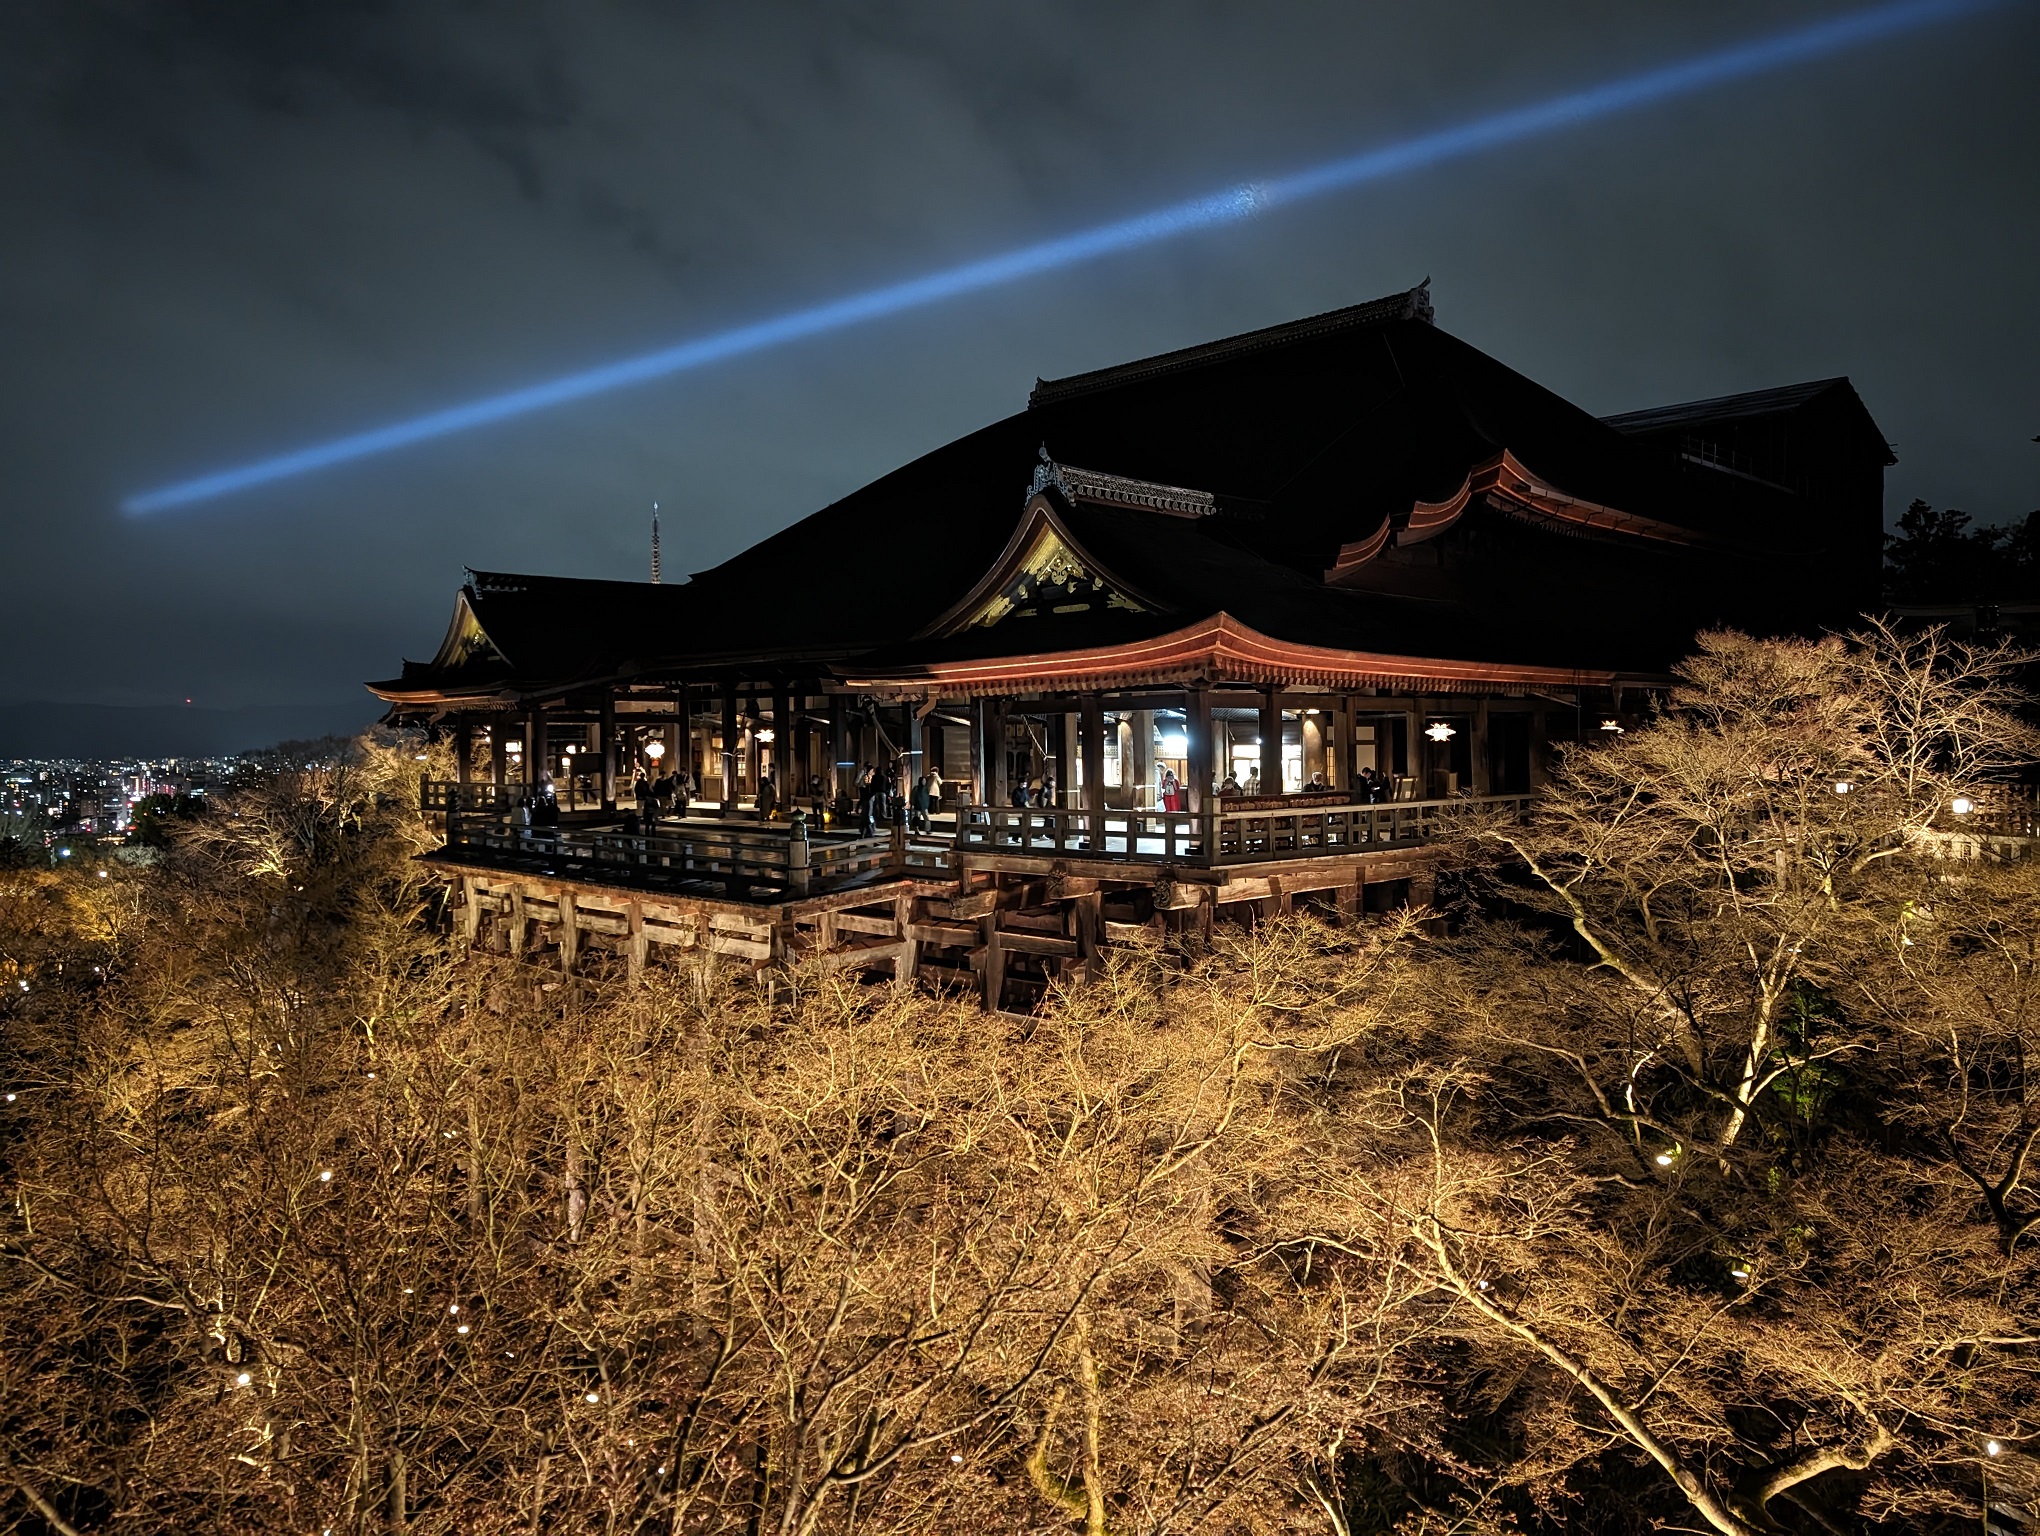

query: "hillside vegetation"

left=1, top=630, right=2035, bottom=1536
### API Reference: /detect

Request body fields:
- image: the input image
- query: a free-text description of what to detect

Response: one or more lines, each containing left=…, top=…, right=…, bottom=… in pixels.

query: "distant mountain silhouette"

left=0, top=701, right=384, bottom=759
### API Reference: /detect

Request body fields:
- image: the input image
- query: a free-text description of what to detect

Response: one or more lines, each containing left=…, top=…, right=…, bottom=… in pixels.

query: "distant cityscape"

left=0, top=755, right=236, bottom=862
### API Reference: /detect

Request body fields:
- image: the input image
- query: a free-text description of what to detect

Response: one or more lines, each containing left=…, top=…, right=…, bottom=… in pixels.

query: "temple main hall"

left=371, top=282, right=1894, bottom=1006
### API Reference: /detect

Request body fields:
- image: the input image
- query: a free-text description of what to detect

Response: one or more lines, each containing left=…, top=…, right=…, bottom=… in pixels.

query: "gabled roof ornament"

left=1029, top=446, right=1217, bottom=519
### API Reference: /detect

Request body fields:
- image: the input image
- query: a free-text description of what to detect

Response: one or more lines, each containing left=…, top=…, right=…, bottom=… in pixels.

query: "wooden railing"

left=441, top=819, right=896, bottom=896
left=954, top=795, right=1534, bottom=866
left=423, top=780, right=525, bottom=816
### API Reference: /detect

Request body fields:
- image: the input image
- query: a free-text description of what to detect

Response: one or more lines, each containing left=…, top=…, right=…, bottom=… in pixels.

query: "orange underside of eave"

left=844, top=614, right=1617, bottom=696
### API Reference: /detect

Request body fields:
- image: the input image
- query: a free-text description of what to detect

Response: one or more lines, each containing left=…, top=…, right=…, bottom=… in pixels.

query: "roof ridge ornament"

left=1030, top=446, right=1216, bottom=519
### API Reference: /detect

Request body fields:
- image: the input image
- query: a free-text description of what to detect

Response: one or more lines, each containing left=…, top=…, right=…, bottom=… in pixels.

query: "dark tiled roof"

left=1027, top=281, right=1434, bottom=407
left=378, top=285, right=1893, bottom=701
left=1600, top=377, right=1895, bottom=465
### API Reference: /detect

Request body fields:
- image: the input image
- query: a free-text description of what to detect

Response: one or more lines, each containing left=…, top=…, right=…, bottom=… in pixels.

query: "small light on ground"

left=1655, top=1153, right=1674, bottom=1166
left=950, top=1453, right=964, bottom=1464
left=585, top=1392, right=600, bottom=1404
left=318, top=1169, right=333, bottom=1182
left=1951, top=796, right=1975, bottom=816
left=1987, top=1439, right=2003, bottom=1456
left=235, top=1371, right=251, bottom=1387
left=456, top=1324, right=470, bottom=1335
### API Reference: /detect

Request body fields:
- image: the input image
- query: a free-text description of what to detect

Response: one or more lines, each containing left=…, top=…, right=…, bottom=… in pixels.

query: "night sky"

left=4, top=2, right=2036, bottom=718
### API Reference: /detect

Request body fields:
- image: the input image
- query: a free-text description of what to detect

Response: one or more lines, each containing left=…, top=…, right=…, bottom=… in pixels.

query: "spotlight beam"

left=122, top=0, right=1996, bottom=516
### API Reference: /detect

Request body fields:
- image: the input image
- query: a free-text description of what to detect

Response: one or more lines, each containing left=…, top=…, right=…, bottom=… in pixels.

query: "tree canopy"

left=1, top=640, right=2036, bottom=1536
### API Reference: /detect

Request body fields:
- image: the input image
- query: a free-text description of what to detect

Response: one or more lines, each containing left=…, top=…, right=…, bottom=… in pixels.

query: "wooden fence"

left=954, top=795, right=1533, bottom=866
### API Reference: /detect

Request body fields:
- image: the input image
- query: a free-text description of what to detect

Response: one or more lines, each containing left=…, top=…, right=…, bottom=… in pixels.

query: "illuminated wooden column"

left=720, top=684, right=739, bottom=812
left=454, top=723, right=472, bottom=785
left=489, top=721, right=507, bottom=785
left=829, top=696, right=849, bottom=808
left=968, top=697, right=989, bottom=805
left=599, top=691, right=617, bottom=810
left=1185, top=687, right=1213, bottom=815
left=1471, top=698, right=1491, bottom=795
left=1048, top=711, right=1071, bottom=807
left=989, top=699, right=1009, bottom=806
left=1130, top=708, right=1153, bottom=808
left=1259, top=687, right=1282, bottom=796
left=1080, top=695, right=1106, bottom=822
left=774, top=688, right=795, bottom=800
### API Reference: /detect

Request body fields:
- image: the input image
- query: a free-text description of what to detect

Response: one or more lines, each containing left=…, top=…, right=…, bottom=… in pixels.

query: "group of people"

left=755, top=761, right=944, bottom=837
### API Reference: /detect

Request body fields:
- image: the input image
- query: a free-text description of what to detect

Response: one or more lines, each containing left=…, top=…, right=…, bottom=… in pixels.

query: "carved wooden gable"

left=923, top=493, right=1161, bottom=639
left=965, top=519, right=1147, bottom=629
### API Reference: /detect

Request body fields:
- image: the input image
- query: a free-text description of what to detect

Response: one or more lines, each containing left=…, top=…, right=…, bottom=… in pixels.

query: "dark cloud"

left=3, top=1, right=2035, bottom=713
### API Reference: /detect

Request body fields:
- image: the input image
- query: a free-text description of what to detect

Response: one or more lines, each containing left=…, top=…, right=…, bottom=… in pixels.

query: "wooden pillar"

left=969, top=697, right=989, bottom=805
left=1049, top=711, right=1071, bottom=808
left=558, top=892, right=579, bottom=972
left=1404, top=700, right=1422, bottom=793
left=626, top=900, right=647, bottom=983
left=906, top=705, right=925, bottom=807
left=721, top=684, right=739, bottom=812
left=673, top=683, right=690, bottom=803
left=1131, top=709, right=1154, bottom=809
left=1471, top=698, right=1492, bottom=796
left=454, top=723, right=472, bottom=785
left=489, top=722, right=507, bottom=786
left=1185, top=687, right=1213, bottom=815
left=830, top=695, right=849, bottom=808
left=981, top=912, right=1005, bottom=1011
left=894, top=887, right=918, bottom=984
left=599, top=691, right=617, bottom=810
left=793, top=691, right=813, bottom=800
left=1080, top=695, right=1106, bottom=822
left=774, top=688, right=795, bottom=803
left=1259, top=686, right=1282, bottom=797
left=530, top=711, right=549, bottom=786
left=989, top=699, right=1009, bottom=806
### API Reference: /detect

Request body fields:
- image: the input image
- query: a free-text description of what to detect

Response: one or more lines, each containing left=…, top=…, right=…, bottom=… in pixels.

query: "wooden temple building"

left=370, top=283, right=1895, bottom=1006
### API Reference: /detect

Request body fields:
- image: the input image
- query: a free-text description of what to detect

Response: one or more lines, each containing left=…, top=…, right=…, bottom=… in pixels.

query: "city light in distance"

left=118, top=0, right=1998, bottom=515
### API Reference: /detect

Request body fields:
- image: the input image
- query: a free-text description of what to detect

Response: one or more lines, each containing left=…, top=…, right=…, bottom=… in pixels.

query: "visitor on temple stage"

left=858, top=764, right=881, bottom=835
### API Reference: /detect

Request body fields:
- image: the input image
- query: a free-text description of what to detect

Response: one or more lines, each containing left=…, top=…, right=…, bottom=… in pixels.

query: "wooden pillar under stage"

left=1185, top=687, right=1213, bottom=815
left=1405, top=700, right=1423, bottom=797
left=1259, top=686, right=1282, bottom=796
left=454, top=723, right=472, bottom=785
left=720, top=684, right=739, bottom=813
left=1080, top=695, right=1106, bottom=822
left=490, top=722, right=507, bottom=786
left=829, top=695, right=849, bottom=809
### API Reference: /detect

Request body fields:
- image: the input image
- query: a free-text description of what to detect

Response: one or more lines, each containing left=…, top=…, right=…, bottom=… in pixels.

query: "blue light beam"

left=122, top=0, right=1997, bottom=515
